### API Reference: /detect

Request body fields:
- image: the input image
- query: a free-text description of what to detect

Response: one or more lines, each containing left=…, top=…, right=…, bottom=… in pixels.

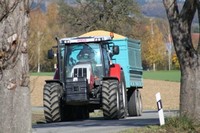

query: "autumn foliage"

left=28, top=1, right=173, bottom=72
left=29, top=3, right=64, bottom=72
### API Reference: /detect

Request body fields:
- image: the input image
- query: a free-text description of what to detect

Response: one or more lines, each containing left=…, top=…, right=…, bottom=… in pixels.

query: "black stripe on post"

left=157, top=100, right=163, bottom=111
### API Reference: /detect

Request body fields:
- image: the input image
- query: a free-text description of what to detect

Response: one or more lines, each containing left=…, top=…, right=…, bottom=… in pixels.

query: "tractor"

left=43, top=31, right=143, bottom=122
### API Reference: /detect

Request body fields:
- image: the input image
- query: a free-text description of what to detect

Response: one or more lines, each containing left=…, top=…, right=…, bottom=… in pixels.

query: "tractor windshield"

left=65, top=43, right=103, bottom=78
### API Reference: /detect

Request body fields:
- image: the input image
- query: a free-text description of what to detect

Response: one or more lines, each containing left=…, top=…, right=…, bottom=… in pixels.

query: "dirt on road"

left=30, top=76, right=180, bottom=110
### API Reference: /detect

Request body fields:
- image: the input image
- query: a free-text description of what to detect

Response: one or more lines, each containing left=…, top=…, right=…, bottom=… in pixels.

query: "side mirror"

left=48, top=49, right=54, bottom=59
left=113, top=45, right=119, bottom=55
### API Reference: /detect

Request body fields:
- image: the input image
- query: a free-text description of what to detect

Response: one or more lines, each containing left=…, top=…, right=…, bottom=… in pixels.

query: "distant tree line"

left=28, top=0, right=177, bottom=72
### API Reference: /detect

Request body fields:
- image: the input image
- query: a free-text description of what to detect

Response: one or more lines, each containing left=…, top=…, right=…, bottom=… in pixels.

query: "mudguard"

left=45, top=79, right=63, bottom=85
left=53, top=68, right=59, bottom=80
left=109, top=64, right=122, bottom=81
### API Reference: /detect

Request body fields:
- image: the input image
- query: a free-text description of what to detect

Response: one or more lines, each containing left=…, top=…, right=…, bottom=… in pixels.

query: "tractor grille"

left=73, top=68, right=87, bottom=77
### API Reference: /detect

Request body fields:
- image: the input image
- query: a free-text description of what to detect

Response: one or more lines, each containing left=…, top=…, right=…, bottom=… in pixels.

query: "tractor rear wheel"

left=127, top=89, right=143, bottom=116
left=43, top=83, right=62, bottom=123
left=102, top=79, right=120, bottom=119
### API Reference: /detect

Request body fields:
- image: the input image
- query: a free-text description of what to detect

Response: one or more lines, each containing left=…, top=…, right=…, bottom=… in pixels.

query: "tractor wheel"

left=43, top=83, right=62, bottom=123
left=102, top=79, right=120, bottom=119
left=127, top=89, right=143, bottom=116
left=119, top=72, right=128, bottom=118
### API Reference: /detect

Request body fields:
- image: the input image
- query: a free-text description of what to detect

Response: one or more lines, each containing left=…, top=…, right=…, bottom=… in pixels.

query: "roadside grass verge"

left=143, top=70, right=180, bottom=82
left=120, top=116, right=200, bottom=133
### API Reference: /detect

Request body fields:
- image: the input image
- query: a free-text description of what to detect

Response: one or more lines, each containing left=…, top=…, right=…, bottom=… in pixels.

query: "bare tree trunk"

left=163, top=0, right=200, bottom=120
left=172, top=23, right=200, bottom=119
left=0, top=1, right=31, bottom=133
left=180, top=66, right=200, bottom=119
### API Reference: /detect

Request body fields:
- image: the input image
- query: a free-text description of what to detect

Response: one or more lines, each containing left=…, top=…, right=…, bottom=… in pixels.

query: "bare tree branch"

left=163, top=0, right=197, bottom=59
left=163, top=0, right=179, bottom=21
left=0, top=0, right=20, bottom=22
left=180, top=0, right=197, bottom=24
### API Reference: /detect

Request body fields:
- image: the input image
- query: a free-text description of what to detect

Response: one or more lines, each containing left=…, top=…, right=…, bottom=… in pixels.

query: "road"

left=32, top=110, right=178, bottom=133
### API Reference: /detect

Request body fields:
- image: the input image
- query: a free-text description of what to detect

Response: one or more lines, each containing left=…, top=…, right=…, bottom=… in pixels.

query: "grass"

left=143, top=70, right=181, bottom=82
left=120, top=116, right=200, bottom=133
left=30, top=72, right=54, bottom=76
left=30, top=70, right=181, bottom=82
left=30, top=71, right=180, bottom=82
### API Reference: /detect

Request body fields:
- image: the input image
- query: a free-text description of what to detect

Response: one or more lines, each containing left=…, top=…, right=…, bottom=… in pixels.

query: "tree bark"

left=163, top=0, right=200, bottom=120
left=0, top=0, right=31, bottom=133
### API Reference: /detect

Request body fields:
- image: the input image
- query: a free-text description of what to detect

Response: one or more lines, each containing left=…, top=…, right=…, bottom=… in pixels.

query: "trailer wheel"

left=43, top=83, right=62, bottom=123
left=102, top=79, right=120, bottom=119
left=127, top=89, right=143, bottom=116
left=119, top=72, right=128, bottom=118
left=138, top=90, right=143, bottom=116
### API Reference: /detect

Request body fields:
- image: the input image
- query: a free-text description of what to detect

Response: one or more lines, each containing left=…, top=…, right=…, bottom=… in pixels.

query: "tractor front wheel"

left=43, top=83, right=62, bottom=123
left=102, top=79, right=120, bottom=119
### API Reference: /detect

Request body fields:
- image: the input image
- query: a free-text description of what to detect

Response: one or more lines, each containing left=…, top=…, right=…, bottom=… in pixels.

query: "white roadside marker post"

left=156, top=92, right=165, bottom=126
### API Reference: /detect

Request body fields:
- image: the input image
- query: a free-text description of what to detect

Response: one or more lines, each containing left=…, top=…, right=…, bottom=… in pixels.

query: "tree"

left=163, top=0, right=200, bottom=120
left=136, top=19, right=166, bottom=70
left=29, top=2, right=63, bottom=72
left=58, top=0, right=140, bottom=37
left=29, top=8, right=47, bottom=72
left=0, top=0, right=31, bottom=133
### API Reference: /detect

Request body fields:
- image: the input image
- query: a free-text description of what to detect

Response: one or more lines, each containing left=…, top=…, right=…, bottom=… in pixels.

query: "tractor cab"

left=66, top=43, right=104, bottom=79
left=49, top=36, right=119, bottom=84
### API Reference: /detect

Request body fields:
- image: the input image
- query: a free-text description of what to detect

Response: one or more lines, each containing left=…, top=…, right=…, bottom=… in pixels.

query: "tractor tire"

left=119, top=72, right=128, bottom=118
left=127, top=89, right=143, bottom=116
left=102, top=79, right=120, bottom=119
left=43, top=83, right=62, bottom=123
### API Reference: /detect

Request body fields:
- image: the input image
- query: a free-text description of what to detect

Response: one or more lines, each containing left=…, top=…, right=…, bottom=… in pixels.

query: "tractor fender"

left=45, top=80, right=64, bottom=95
left=108, top=64, right=122, bottom=82
left=45, top=79, right=63, bottom=86
left=53, top=68, right=59, bottom=80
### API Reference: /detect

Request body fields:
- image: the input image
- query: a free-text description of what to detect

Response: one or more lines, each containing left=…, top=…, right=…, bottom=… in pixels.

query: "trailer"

left=81, top=30, right=143, bottom=116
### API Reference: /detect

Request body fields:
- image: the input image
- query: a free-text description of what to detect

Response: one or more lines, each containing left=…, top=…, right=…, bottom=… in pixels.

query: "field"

left=143, top=70, right=181, bottom=82
left=30, top=71, right=180, bottom=110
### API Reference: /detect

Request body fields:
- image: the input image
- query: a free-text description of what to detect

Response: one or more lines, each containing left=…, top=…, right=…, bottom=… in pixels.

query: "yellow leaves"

left=141, top=21, right=166, bottom=69
left=172, top=54, right=180, bottom=69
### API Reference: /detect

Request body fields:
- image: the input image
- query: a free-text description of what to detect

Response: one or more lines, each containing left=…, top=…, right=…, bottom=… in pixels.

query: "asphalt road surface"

left=32, top=110, right=178, bottom=133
